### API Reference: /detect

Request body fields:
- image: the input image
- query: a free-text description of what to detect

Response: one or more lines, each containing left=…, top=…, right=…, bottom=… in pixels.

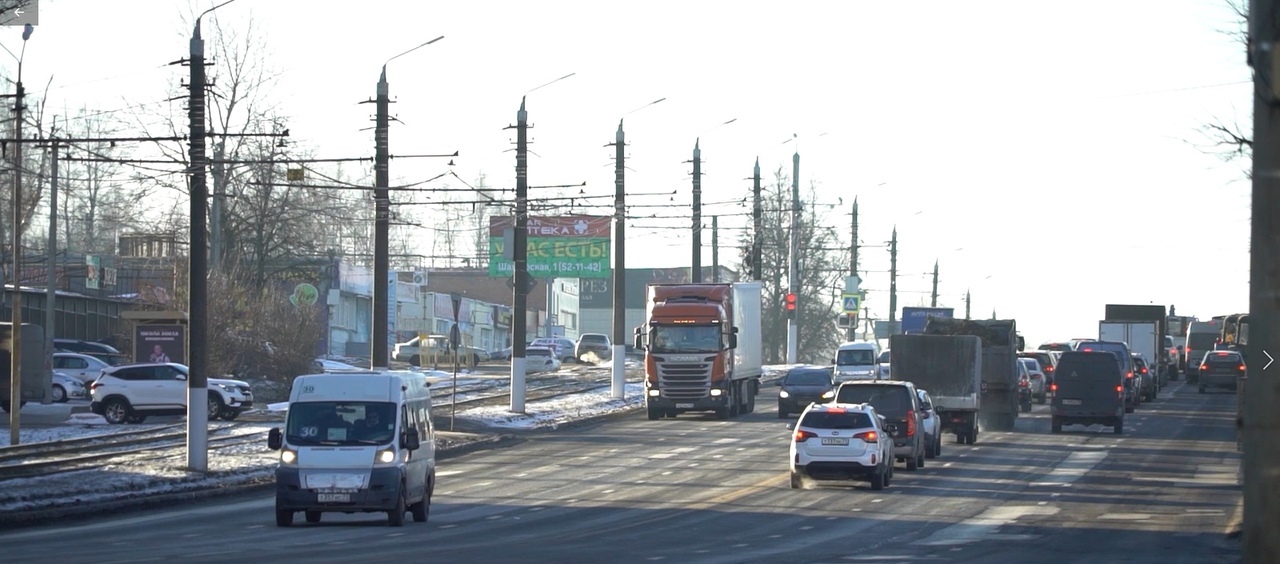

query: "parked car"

left=524, top=346, right=562, bottom=373
left=1019, top=357, right=1048, bottom=404
left=775, top=366, right=835, bottom=419
left=393, top=334, right=490, bottom=367
left=490, top=346, right=513, bottom=361
left=575, top=333, right=612, bottom=362
left=915, top=389, right=942, bottom=459
left=786, top=402, right=895, bottom=490
left=54, top=338, right=130, bottom=366
left=311, top=358, right=367, bottom=373
left=53, top=352, right=113, bottom=386
left=1197, top=350, right=1245, bottom=394
left=530, top=337, right=577, bottom=363
left=51, top=371, right=87, bottom=403
left=90, top=363, right=254, bottom=424
left=832, top=380, right=927, bottom=471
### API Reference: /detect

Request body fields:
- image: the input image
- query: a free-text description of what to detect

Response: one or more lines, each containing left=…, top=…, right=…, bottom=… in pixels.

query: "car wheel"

left=409, top=355, right=422, bottom=367
left=906, top=454, right=919, bottom=471
left=925, top=435, right=937, bottom=459
left=219, top=408, right=241, bottom=421
left=789, top=471, right=802, bottom=489
left=870, top=468, right=886, bottom=491
left=647, top=407, right=661, bottom=420
left=305, top=511, right=322, bottom=523
left=935, top=435, right=942, bottom=457
left=777, top=406, right=788, bottom=419
left=1113, top=420, right=1124, bottom=434
left=410, top=472, right=433, bottom=523
left=275, top=507, right=293, bottom=527
left=1051, top=417, right=1062, bottom=434
left=207, top=393, right=224, bottom=421
left=1198, top=385, right=1206, bottom=394
left=388, top=489, right=406, bottom=527
left=102, top=398, right=130, bottom=424
left=51, top=385, right=67, bottom=403
left=471, top=354, right=481, bottom=366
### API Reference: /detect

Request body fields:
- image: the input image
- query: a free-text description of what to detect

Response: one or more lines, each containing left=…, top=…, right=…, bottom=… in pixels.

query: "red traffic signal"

left=785, top=293, right=797, bottom=311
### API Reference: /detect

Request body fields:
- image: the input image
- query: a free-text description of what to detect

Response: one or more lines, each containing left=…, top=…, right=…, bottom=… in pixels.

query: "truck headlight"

left=648, top=389, right=660, bottom=397
left=710, top=389, right=723, bottom=397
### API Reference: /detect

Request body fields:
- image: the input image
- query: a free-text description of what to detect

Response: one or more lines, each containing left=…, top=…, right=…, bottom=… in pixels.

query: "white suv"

left=787, top=402, right=895, bottom=490
left=90, top=363, right=254, bottom=424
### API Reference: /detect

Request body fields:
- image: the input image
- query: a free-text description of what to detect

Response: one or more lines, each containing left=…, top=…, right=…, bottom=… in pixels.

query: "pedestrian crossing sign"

left=841, top=293, right=861, bottom=313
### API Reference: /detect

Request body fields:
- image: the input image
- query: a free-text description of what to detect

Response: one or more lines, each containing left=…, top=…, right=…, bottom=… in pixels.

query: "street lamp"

left=371, top=35, right=445, bottom=373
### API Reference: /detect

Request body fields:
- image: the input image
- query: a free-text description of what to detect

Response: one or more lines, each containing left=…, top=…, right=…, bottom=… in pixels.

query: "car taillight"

left=1200, top=364, right=1208, bottom=372
left=794, top=430, right=817, bottom=443
left=1045, top=366, right=1054, bottom=373
left=1116, top=385, right=1123, bottom=394
left=905, top=411, right=916, bottom=437
left=1020, top=380, right=1029, bottom=387
left=1238, top=364, right=1247, bottom=371
left=855, top=430, right=878, bottom=443
left=1049, top=383, right=1058, bottom=392
left=1141, top=367, right=1148, bottom=374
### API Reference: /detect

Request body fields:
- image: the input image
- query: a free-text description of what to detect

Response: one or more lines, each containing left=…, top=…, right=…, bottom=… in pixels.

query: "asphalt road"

left=0, top=381, right=1242, bottom=563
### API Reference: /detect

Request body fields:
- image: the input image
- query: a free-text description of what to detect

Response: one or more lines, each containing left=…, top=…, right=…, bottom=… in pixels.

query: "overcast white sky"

left=3, top=0, right=1251, bottom=346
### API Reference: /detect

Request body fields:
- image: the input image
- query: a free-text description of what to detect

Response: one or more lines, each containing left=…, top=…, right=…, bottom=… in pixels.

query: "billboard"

left=579, top=267, right=725, bottom=309
left=901, top=307, right=955, bottom=335
left=134, top=324, right=186, bottom=365
left=488, top=215, right=611, bottom=279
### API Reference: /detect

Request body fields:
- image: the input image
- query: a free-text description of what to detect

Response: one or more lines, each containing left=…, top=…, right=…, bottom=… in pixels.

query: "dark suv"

left=833, top=380, right=927, bottom=471
left=1074, top=340, right=1137, bottom=412
left=1051, top=351, right=1125, bottom=434
left=574, top=333, right=612, bottom=362
left=776, top=366, right=835, bottom=419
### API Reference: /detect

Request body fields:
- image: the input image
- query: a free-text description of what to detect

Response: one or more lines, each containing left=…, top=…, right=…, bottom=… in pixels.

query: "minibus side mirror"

left=402, top=428, right=421, bottom=451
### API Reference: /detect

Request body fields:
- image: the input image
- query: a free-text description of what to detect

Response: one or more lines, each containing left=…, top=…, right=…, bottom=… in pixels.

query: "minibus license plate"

left=318, top=493, right=350, bottom=503
left=1062, top=399, right=1082, bottom=405
left=676, top=403, right=694, bottom=408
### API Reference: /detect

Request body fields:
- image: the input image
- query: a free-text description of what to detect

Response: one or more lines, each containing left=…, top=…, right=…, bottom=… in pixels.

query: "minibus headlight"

left=377, top=449, right=396, bottom=464
left=280, top=449, right=297, bottom=464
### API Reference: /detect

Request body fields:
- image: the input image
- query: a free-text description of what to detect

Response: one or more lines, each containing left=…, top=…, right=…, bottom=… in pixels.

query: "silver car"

left=52, top=371, right=87, bottom=403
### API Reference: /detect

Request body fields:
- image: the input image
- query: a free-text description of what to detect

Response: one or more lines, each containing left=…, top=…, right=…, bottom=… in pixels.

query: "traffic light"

left=785, top=293, right=797, bottom=318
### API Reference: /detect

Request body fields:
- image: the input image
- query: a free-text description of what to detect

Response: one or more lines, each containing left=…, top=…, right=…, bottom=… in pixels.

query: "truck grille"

left=656, top=356, right=715, bottom=400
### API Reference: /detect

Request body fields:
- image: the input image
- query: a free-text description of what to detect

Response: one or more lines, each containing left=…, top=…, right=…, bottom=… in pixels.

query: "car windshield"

left=799, top=411, right=873, bottom=430
left=877, top=351, right=891, bottom=363
left=836, top=349, right=875, bottom=366
left=286, top=401, right=396, bottom=446
left=650, top=325, right=721, bottom=353
left=834, top=385, right=911, bottom=417
left=784, top=370, right=832, bottom=386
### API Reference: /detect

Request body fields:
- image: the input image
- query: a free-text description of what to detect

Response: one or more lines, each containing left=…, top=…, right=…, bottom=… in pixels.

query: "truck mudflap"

left=938, top=408, right=979, bottom=444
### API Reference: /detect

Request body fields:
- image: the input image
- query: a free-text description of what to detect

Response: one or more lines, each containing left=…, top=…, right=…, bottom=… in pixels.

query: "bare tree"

left=735, top=166, right=845, bottom=365
left=206, top=263, right=324, bottom=381
left=1194, top=0, right=1253, bottom=178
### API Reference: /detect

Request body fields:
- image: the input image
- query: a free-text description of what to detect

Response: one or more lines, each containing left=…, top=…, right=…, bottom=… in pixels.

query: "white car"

left=53, top=352, right=113, bottom=386
left=51, top=371, right=87, bottom=403
left=874, top=349, right=891, bottom=379
left=787, top=402, right=895, bottom=490
left=525, top=347, right=562, bottom=373
left=530, top=337, right=577, bottom=363
left=915, top=389, right=942, bottom=459
left=1019, top=357, right=1048, bottom=403
left=90, top=363, right=254, bottom=424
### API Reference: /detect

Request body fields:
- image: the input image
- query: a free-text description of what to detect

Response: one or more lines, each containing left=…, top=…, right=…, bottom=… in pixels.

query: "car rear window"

left=1204, top=352, right=1242, bottom=365
left=580, top=335, right=608, bottom=344
left=1055, top=353, right=1122, bottom=380
left=527, top=348, right=552, bottom=357
left=784, top=370, right=832, bottom=386
left=799, top=411, right=873, bottom=430
left=833, top=385, right=912, bottom=417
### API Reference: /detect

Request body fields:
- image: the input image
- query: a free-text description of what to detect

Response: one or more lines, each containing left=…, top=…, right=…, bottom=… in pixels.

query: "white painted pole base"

left=187, top=385, right=208, bottom=472
left=786, top=322, right=799, bottom=364
left=511, top=357, right=527, bottom=413
left=611, top=344, right=626, bottom=399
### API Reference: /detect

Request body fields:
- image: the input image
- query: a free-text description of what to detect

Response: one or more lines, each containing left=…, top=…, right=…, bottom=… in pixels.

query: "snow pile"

left=454, top=383, right=645, bottom=429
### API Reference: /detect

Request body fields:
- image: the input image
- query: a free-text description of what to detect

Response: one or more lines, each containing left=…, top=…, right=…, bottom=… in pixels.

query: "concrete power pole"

left=508, top=98, right=531, bottom=413
left=186, top=17, right=212, bottom=471
left=44, top=135, right=59, bottom=404
left=711, top=216, right=719, bottom=283
left=931, top=260, right=939, bottom=307
left=848, top=198, right=859, bottom=341
left=965, top=289, right=971, bottom=320
left=751, top=158, right=762, bottom=281
left=371, top=68, right=392, bottom=372
left=609, top=120, right=625, bottom=399
left=1244, top=1, right=1280, bottom=559
left=888, top=227, right=898, bottom=331
left=691, top=140, right=702, bottom=282
left=7, top=64, right=23, bottom=443
left=786, top=151, right=800, bottom=364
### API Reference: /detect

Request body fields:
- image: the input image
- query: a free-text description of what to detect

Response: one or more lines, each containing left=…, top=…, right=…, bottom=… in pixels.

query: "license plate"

left=676, top=403, right=694, bottom=409
left=317, top=493, right=350, bottom=503
left=821, top=438, right=849, bottom=445
left=1062, top=399, right=1082, bottom=405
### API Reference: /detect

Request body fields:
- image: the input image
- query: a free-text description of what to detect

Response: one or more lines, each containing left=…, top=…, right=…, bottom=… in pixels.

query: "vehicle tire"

left=870, top=469, right=885, bottom=491
left=1198, top=385, right=1206, bottom=394
left=219, top=408, right=241, bottom=421
left=935, top=435, right=942, bottom=457
left=125, top=414, right=148, bottom=424
left=207, top=393, right=224, bottom=421
left=1124, top=404, right=1135, bottom=414
left=471, top=354, right=482, bottom=367
left=916, top=451, right=925, bottom=469
left=647, top=406, right=661, bottom=420
left=777, top=408, right=788, bottom=419
left=789, top=471, right=802, bottom=489
left=1020, top=401, right=1032, bottom=413
left=1113, top=420, right=1123, bottom=434
left=52, top=385, right=67, bottom=403
left=305, top=511, right=322, bottom=523
left=102, top=398, right=130, bottom=424
left=906, top=454, right=919, bottom=471
left=745, top=387, right=756, bottom=413
left=388, top=489, right=406, bottom=527
left=956, top=432, right=967, bottom=444
left=276, top=508, right=293, bottom=527
left=410, top=472, right=433, bottom=523
left=409, top=355, right=421, bottom=367
left=1051, top=417, right=1062, bottom=434
left=1037, top=394, right=1046, bottom=405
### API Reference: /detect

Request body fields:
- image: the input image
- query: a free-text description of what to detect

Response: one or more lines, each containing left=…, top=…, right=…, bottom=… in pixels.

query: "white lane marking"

left=1029, top=451, right=1108, bottom=486
left=913, top=506, right=1058, bottom=546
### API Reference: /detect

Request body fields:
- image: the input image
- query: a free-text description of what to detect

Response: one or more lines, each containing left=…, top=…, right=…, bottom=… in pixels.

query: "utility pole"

left=186, top=15, right=212, bottom=471
left=210, top=136, right=224, bottom=272
left=7, top=63, right=24, bottom=443
left=888, top=227, right=898, bottom=330
left=691, top=140, right=702, bottom=282
left=1245, top=1, right=1280, bottom=559
left=508, top=97, right=530, bottom=413
left=862, top=306, right=870, bottom=341
left=44, top=133, right=58, bottom=403
left=371, top=67, right=392, bottom=372
left=848, top=198, right=859, bottom=341
left=751, top=158, right=762, bottom=281
left=965, top=289, right=971, bottom=320
left=609, top=120, right=625, bottom=399
left=711, top=216, right=719, bottom=283
left=786, top=151, right=800, bottom=364
left=931, top=260, right=939, bottom=307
